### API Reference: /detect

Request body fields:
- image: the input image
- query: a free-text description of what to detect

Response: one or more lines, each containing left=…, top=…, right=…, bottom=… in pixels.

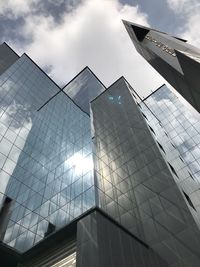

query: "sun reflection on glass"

left=65, top=152, right=93, bottom=175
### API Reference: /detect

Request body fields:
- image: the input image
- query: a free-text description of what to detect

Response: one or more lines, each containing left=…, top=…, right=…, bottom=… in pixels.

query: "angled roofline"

left=87, top=67, right=107, bottom=88
left=122, top=20, right=165, bottom=35
left=90, top=74, right=163, bottom=124
left=122, top=20, right=187, bottom=42
left=22, top=54, right=90, bottom=116
left=37, top=86, right=90, bottom=117
left=122, top=76, right=143, bottom=100
left=122, top=77, right=163, bottom=123
left=2, top=42, right=20, bottom=57
left=62, top=89, right=91, bottom=116
left=90, top=75, right=126, bottom=103
left=62, top=66, right=107, bottom=90
left=23, top=53, right=62, bottom=90
left=91, top=75, right=144, bottom=103
left=122, top=20, right=150, bottom=30
left=62, top=66, right=88, bottom=89
left=37, top=91, right=61, bottom=111
left=4, top=46, right=165, bottom=122
left=142, top=84, right=166, bottom=101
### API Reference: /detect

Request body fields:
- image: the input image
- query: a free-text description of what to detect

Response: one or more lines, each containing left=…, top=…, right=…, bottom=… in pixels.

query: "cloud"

left=182, top=13, right=200, bottom=48
left=167, top=0, right=200, bottom=47
left=4, top=0, right=165, bottom=97
left=47, top=0, right=66, bottom=6
left=0, top=0, right=39, bottom=18
left=167, top=0, right=193, bottom=12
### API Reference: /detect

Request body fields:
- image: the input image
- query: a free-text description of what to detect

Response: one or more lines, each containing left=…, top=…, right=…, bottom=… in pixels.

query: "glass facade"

left=141, top=86, right=200, bottom=226
left=0, top=54, right=95, bottom=252
left=1, top=45, right=200, bottom=267
left=0, top=43, right=19, bottom=75
left=143, top=86, right=200, bottom=180
left=63, top=68, right=105, bottom=115
left=91, top=78, right=200, bottom=266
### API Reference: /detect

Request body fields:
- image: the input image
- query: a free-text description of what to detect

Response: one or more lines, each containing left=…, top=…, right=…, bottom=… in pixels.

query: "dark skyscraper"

left=123, top=20, right=200, bottom=113
left=0, top=43, right=200, bottom=267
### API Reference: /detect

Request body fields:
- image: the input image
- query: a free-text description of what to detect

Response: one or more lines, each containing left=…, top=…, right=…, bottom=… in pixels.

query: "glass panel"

left=0, top=55, right=97, bottom=252
left=63, top=68, right=105, bottom=114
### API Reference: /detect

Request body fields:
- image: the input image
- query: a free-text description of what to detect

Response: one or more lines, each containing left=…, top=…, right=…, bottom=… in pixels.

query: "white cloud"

left=182, top=13, right=200, bottom=48
left=0, top=0, right=40, bottom=18
left=7, top=0, right=165, bottom=97
left=167, top=0, right=194, bottom=12
left=167, top=0, right=200, bottom=47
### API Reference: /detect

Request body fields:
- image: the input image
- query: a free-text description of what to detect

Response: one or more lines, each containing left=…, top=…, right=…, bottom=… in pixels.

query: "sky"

left=0, top=0, right=200, bottom=97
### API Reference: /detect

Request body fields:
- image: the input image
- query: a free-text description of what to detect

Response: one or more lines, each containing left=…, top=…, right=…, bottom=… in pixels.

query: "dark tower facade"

left=123, top=20, right=200, bottom=113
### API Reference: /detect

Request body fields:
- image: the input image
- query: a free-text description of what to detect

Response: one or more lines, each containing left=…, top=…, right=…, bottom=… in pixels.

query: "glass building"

left=0, top=43, right=200, bottom=267
left=63, top=67, right=105, bottom=114
left=142, top=85, right=200, bottom=226
left=0, top=43, right=19, bottom=75
left=0, top=54, right=95, bottom=252
left=123, top=20, right=200, bottom=113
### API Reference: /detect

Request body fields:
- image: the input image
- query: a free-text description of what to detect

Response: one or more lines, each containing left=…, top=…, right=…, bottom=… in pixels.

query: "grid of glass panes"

left=91, top=78, right=200, bottom=266
left=0, top=55, right=95, bottom=252
left=0, top=54, right=60, bottom=211
left=63, top=68, right=105, bottom=114
left=0, top=43, right=19, bottom=75
left=142, top=86, right=200, bottom=226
